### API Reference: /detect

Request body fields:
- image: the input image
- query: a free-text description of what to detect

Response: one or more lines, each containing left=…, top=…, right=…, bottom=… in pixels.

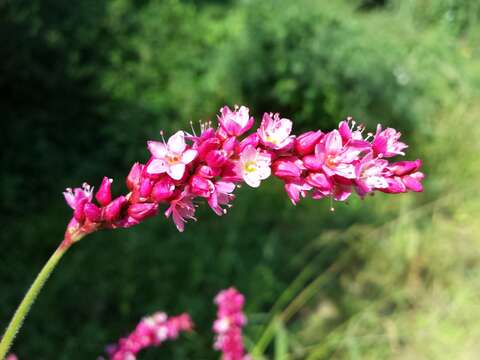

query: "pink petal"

left=402, top=175, right=423, bottom=192
left=325, top=130, right=342, bottom=154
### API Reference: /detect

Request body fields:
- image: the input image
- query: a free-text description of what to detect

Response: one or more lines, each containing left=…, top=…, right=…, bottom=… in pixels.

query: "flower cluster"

left=272, top=118, right=424, bottom=206
left=63, top=105, right=424, bottom=238
left=105, top=313, right=192, bottom=360
left=213, top=288, right=250, bottom=360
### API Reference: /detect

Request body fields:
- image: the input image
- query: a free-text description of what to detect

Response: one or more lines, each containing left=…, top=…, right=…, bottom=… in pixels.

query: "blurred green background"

left=1, top=0, right=480, bottom=358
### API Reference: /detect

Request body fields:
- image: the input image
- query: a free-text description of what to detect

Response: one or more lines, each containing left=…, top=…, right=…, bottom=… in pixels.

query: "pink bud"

left=197, top=137, right=221, bottom=159
left=380, top=177, right=406, bottom=194
left=73, top=198, right=88, bottom=222
left=388, top=159, right=422, bottom=176
left=96, top=177, right=113, bottom=206
left=303, top=154, right=323, bottom=171
left=139, top=178, right=153, bottom=198
left=272, top=157, right=303, bottom=180
left=196, top=165, right=221, bottom=178
left=190, top=175, right=213, bottom=198
left=127, top=203, right=158, bottom=221
left=222, top=136, right=238, bottom=153
left=295, top=131, right=323, bottom=155
left=151, top=177, right=175, bottom=202
left=103, top=196, right=127, bottom=222
left=306, top=172, right=332, bottom=191
left=206, top=150, right=228, bottom=168
left=239, top=133, right=259, bottom=152
left=126, top=163, right=144, bottom=191
left=84, top=203, right=101, bottom=222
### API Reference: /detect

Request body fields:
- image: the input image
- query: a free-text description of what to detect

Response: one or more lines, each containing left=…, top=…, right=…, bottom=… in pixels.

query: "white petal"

left=147, top=159, right=167, bottom=174
left=147, top=141, right=167, bottom=158
left=168, top=163, right=186, bottom=180
left=243, top=172, right=261, bottom=188
left=167, top=131, right=186, bottom=154
left=335, top=163, right=356, bottom=179
left=181, top=149, right=197, bottom=164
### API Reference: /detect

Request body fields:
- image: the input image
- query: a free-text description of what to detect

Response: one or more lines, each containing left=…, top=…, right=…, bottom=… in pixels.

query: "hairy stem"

left=0, top=244, right=69, bottom=359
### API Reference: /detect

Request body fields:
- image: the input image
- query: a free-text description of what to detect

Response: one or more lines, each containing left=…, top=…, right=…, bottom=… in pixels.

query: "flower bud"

left=73, top=198, right=88, bottom=222
left=302, top=154, right=323, bottom=171
left=272, top=158, right=303, bottom=180
left=388, top=159, right=422, bottom=176
left=222, top=136, right=238, bottom=153
left=295, top=131, right=323, bottom=155
left=126, top=163, right=144, bottom=191
left=190, top=175, right=213, bottom=198
left=127, top=203, right=158, bottom=221
left=139, top=178, right=153, bottom=198
left=239, top=133, right=259, bottom=152
left=104, top=196, right=127, bottom=222
left=206, top=150, right=228, bottom=168
left=197, top=137, right=221, bottom=160
left=306, top=173, right=332, bottom=191
left=196, top=165, right=221, bottom=178
left=84, top=202, right=101, bottom=222
left=151, top=177, right=175, bottom=202
left=95, top=177, right=113, bottom=206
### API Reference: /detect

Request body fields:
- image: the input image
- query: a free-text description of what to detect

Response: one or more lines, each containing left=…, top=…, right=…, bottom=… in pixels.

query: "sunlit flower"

left=147, top=131, right=198, bottom=180
left=257, top=112, right=294, bottom=149
left=237, top=145, right=271, bottom=187
left=218, top=105, right=254, bottom=137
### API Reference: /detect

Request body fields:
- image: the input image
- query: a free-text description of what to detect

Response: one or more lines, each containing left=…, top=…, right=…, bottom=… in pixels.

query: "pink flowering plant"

left=0, top=105, right=423, bottom=359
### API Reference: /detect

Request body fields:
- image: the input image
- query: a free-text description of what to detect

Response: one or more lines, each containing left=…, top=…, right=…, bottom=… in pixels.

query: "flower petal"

left=167, top=131, right=186, bottom=154
left=168, top=163, right=186, bottom=180
left=182, top=149, right=198, bottom=164
left=147, top=141, right=167, bottom=158
left=147, top=159, right=168, bottom=174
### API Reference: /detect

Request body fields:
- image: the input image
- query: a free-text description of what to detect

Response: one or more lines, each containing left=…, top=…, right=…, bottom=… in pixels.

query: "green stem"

left=0, top=245, right=69, bottom=359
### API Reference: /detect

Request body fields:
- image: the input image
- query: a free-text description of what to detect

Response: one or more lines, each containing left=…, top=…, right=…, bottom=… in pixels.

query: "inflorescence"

left=63, top=105, right=424, bottom=241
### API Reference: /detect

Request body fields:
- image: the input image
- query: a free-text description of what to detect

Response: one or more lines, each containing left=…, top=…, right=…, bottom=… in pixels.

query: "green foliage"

left=1, top=0, right=479, bottom=359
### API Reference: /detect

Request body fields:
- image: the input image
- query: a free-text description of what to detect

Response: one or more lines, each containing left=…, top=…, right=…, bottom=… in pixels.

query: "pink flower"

left=164, top=190, right=196, bottom=232
left=106, top=312, right=193, bottom=360
left=208, top=181, right=236, bottom=216
left=213, top=288, right=249, bottom=360
left=5, top=355, right=18, bottom=360
left=257, top=112, right=294, bottom=149
left=354, top=153, right=389, bottom=196
left=373, top=125, right=407, bottom=157
left=237, top=145, right=271, bottom=187
left=218, top=105, right=254, bottom=137
left=63, top=183, right=93, bottom=211
left=147, top=131, right=198, bottom=180
left=63, top=183, right=94, bottom=222
left=303, top=130, right=358, bottom=179
left=284, top=181, right=312, bottom=205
